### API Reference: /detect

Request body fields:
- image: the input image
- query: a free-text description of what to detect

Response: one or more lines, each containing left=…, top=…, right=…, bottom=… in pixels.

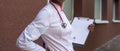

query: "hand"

left=88, top=24, right=95, bottom=33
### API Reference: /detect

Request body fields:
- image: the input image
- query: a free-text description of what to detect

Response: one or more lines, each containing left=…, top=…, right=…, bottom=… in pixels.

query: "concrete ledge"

left=94, top=34, right=120, bottom=51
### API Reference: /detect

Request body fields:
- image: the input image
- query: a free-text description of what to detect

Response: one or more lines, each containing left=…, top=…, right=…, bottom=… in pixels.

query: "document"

left=71, top=17, right=94, bottom=46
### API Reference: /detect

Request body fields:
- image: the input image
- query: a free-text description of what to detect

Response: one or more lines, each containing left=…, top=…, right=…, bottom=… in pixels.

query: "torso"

left=40, top=3, right=74, bottom=51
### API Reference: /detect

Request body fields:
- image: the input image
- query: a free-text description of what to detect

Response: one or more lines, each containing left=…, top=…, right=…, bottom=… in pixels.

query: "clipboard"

left=71, top=17, right=94, bottom=47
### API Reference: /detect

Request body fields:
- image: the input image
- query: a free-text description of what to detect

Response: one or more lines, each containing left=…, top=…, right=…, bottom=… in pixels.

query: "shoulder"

left=37, top=3, right=52, bottom=16
left=40, top=3, right=54, bottom=14
left=34, top=3, right=54, bottom=19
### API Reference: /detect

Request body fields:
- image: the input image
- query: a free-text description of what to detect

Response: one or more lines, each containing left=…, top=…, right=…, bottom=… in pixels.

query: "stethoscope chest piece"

left=61, top=23, right=67, bottom=28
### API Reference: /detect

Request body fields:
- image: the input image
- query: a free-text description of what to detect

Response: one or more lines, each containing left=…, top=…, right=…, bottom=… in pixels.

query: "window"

left=63, top=0, right=74, bottom=21
left=112, top=0, right=120, bottom=23
left=94, top=0, right=109, bottom=24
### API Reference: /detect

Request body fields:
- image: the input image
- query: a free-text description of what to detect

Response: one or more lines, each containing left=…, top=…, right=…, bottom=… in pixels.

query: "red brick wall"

left=0, top=0, right=46, bottom=51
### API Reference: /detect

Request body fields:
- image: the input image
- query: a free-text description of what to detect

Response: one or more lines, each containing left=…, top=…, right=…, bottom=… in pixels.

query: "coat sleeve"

left=16, top=9, right=50, bottom=51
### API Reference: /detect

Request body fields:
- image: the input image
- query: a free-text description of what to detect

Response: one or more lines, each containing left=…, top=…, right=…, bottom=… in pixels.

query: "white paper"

left=71, top=17, right=94, bottom=45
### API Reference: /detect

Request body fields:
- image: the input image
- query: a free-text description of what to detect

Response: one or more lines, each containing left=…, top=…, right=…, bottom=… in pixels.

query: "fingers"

left=88, top=24, right=95, bottom=32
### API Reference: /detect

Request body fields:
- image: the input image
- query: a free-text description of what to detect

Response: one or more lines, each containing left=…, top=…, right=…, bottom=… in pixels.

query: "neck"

left=50, top=0, right=63, bottom=6
left=50, top=1, right=63, bottom=10
left=60, top=5, right=63, bottom=10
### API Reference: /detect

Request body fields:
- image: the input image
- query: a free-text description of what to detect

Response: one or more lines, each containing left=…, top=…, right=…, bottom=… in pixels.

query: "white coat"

left=16, top=2, right=74, bottom=51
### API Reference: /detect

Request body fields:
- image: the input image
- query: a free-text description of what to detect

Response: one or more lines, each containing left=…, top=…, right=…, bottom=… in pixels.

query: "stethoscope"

left=50, top=1, right=67, bottom=28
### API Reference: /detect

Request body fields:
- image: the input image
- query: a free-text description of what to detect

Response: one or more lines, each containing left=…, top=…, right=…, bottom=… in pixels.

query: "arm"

left=16, top=9, right=50, bottom=51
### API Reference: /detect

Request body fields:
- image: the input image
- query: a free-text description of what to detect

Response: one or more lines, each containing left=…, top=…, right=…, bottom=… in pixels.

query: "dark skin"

left=51, top=0, right=95, bottom=32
